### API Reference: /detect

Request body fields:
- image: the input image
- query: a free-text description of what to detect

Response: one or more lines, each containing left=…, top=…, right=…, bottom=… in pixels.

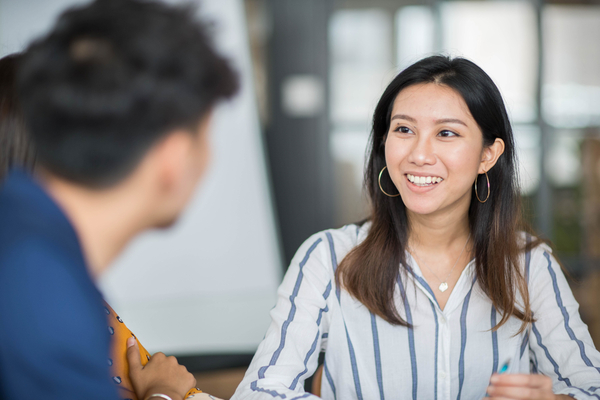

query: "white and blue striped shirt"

left=232, top=224, right=600, bottom=400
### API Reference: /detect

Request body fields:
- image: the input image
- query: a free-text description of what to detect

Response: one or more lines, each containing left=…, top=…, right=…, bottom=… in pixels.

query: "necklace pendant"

left=438, top=282, right=449, bottom=292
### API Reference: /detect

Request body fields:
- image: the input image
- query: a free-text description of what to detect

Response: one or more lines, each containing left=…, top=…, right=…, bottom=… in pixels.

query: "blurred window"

left=395, top=6, right=435, bottom=71
left=541, top=5, right=600, bottom=266
left=329, top=9, right=395, bottom=225
left=543, top=5, right=600, bottom=129
left=441, top=1, right=538, bottom=124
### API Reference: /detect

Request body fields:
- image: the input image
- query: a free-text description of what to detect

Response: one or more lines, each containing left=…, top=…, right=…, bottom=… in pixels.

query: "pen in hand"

left=497, top=359, right=510, bottom=374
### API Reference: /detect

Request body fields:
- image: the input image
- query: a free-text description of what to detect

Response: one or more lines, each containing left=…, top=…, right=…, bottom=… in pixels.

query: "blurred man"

left=0, top=0, right=237, bottom=399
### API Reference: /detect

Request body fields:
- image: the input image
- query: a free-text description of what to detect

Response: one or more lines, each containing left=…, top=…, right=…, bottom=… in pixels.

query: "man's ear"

left=479, top=138, right=505, bottom=174
left=154, top=130, right=194, bottom=194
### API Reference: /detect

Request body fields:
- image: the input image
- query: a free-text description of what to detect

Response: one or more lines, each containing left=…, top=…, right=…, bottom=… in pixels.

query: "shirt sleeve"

left=0, top=240, right=118, bottom=400
left=527, top=245, right=600, bottom=399
left=231, top=233, right=333, bottom=400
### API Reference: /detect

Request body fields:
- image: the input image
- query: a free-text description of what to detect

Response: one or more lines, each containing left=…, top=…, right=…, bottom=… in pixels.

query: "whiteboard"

left=0, top=0, right=283, bottom=355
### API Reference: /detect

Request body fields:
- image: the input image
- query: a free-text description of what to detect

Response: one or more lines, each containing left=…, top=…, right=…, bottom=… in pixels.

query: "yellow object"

left=104, top=302, right=202, bottom=400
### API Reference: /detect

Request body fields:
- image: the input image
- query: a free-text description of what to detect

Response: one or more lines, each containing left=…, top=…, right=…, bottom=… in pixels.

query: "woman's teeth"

left=407, top=174, right=443, bottom=186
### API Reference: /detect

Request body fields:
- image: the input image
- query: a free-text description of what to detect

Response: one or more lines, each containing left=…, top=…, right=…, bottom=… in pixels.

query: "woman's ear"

left=479, top=138, right=505, bottom=174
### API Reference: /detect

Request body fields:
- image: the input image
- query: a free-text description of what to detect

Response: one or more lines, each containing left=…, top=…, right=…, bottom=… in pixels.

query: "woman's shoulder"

left=516, top=231, right=557, bottom=278
left=322, top=221, right=370, bottom=249
left=292, top=222, right=371, bottom=268
left=516, top=231, right=552, bottom=254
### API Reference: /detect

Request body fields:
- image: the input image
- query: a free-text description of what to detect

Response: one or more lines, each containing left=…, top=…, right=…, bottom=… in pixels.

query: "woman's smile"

left=404, top=173, right=445, bottom=196
left=403, top=164, right=454, bottom=195
left=406, top=173, right=444, bottom=186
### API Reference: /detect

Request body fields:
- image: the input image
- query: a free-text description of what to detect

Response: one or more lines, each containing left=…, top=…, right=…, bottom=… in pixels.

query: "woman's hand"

left=127, top=336, right=196, bottom=400
left=485, top=374, right=573, bottom=400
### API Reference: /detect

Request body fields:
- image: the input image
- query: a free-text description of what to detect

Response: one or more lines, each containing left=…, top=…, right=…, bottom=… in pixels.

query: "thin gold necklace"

left=409, top=233, right=471, bottom=293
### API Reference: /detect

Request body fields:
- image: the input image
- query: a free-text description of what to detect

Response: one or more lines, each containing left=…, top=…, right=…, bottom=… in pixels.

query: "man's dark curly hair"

left=18, top=0, right=238, bottom=187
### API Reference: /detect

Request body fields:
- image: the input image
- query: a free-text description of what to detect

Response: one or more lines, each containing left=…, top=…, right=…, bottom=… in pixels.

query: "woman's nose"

left=408, top=136, right=436, bottom=166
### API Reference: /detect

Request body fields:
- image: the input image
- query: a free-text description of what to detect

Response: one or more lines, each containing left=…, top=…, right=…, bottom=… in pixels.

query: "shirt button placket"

left=439, top=314, right=452, bottom=400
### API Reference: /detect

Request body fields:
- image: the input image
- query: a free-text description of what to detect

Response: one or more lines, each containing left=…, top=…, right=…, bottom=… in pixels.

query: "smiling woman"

left=232, top=56, right=600, bottom=400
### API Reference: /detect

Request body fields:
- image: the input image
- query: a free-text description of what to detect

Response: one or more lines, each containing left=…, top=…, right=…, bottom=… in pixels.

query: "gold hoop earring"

left=378, top=166, right=400, bottom=197
left=474, top=171, right=490, bottom=203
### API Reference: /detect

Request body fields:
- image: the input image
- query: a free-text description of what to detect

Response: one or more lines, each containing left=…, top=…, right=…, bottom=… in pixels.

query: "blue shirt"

left=0, top=170, right=118, bottom=399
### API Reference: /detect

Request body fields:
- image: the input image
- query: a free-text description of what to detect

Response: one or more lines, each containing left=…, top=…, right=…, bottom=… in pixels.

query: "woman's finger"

left=487, top=385, right=541, bottom=399
left=490, top=373, right=553, bottom=389
left=485, top=397, right=515, bottom=400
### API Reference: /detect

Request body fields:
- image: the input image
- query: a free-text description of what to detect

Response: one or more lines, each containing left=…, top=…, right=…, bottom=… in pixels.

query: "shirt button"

left=440, top=371, right=447, bottom=379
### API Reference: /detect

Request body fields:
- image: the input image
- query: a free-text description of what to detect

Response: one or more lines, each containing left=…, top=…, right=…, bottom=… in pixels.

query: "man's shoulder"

left=0, top=178, right=101, bottom=337
left=0, top=172, right=85, bottom=274
left=0, top=235, right=100, bottom=313
left=0, top=174, right=62, bottom=236
left=0, top=234, right=74, bottom=276
left=0, top=218, right=86, bottom=289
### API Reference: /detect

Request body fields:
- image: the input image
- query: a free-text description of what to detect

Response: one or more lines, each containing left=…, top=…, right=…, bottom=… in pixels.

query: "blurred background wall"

left=3, top=0, right=600, bottom=398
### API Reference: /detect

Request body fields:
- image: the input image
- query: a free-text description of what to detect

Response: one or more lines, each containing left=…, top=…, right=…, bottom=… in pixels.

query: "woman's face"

left=384, top=83, right=503, bottom=218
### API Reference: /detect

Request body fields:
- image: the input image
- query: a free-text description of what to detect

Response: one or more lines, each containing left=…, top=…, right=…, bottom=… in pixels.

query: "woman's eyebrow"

left=390, top=115, right=467, bottom=127
left=435, top=118, right=467, bottom=127
left=390, top=114, right=416, bottom=123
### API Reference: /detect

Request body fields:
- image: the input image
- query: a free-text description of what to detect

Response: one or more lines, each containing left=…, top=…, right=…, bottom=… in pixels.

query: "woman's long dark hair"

left=336, top=55, right=536, bottom=331
left=0, top=53, right=36, bottom=182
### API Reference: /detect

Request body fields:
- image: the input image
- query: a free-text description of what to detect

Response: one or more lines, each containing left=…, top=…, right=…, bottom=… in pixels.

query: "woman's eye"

left=438, top=130, right=458, bottom=138
left=395, top=126, right=413, bottom=134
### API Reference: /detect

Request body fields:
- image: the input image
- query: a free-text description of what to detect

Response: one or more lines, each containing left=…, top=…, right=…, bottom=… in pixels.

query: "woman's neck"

left=407, top=208, right=471, bottom=252
left=405, top=207, right=473, bottom=311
